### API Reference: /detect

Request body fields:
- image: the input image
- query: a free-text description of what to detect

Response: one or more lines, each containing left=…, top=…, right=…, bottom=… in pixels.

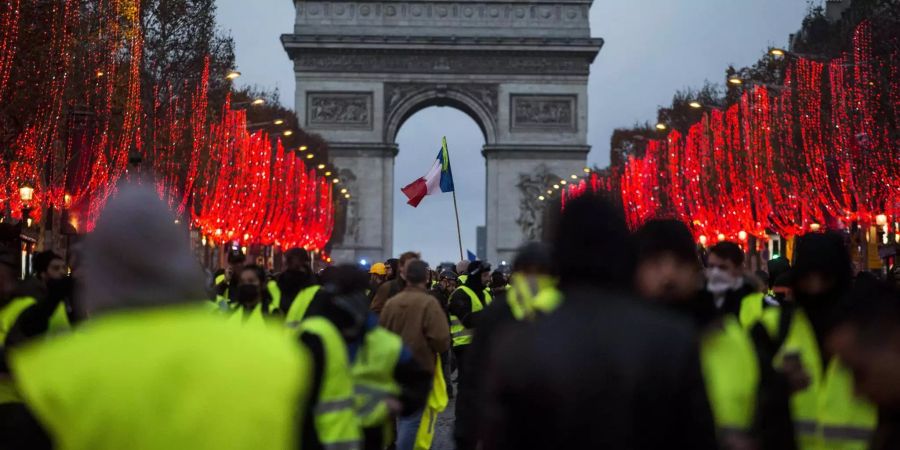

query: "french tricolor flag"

left=401, top=139, right=455, bottom=207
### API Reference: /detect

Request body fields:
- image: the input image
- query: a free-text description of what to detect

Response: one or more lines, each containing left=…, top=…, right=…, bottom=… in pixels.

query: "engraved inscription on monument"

left=511, top=95, right=576, bottom=131
left=307, top=92, right=372, bottom=128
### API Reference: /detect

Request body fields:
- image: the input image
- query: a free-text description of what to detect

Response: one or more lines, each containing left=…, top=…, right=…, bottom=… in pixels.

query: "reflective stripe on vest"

left=760, top=308, right=876, bottom=450
left=285, top=285, right=322, bottom=328
left=700, top=316, right=760, bottom=433
left=351, top=327, right=402, bottom=428
left=449, top=286, right=490, bottom=347
left=298, top=317, right=362, bottom=449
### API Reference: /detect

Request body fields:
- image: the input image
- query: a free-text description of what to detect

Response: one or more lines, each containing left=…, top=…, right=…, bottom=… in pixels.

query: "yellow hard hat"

left=369, top=262, right=387, bottom=275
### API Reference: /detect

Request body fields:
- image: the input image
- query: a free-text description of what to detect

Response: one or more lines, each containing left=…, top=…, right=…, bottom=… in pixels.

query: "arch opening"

left=393, top=106, right=486, bottom=264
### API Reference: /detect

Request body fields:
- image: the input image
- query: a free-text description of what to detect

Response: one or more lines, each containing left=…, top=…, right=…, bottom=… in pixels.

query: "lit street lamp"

left=18, top=183, right=35, bottom=278
left=225, top=70, right=241, bottom=80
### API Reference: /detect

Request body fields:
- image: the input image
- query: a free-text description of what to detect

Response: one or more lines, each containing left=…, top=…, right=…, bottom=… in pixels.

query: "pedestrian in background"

left=370, top=251, right=419, bottom=314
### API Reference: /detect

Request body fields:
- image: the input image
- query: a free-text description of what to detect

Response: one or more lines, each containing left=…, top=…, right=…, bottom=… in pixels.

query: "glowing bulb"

left=251, top=98, right=265, bottom=106
left=699, top=235, right=708, bottom=246
left=738, top=230, right=748, bottom=241
left=306, top=153, right=314, bottom=159
left=655, top=123, right=667, bottom=131
left=283, top=130, right=293, bottom=136
left=340, top=188, right=348, bottom=194
left=273, top=119, right=285, bottom=125
left=538, top=195, right=545, bottom=201
left=317, top=164, right=326, bottom=170
left=689, top=101, right=702, bottom=109
left=875, top=214, right=888, bottom=226
left=225, top=70, right=241, bottom=80
left=809, top=223, right=822, bottom=232
left=325, top=171, right=332, bottom=176
left=717, top=233, right=726, bottom=242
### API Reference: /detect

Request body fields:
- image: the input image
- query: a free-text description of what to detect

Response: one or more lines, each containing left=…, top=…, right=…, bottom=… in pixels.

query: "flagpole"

left=443, top=136, right=465, bottom=261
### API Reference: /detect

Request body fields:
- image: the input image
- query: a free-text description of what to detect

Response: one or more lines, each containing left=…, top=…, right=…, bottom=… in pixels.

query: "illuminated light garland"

left=568, top=21, right=898, bottom=241
left=1, top=1, right=334, bottom=252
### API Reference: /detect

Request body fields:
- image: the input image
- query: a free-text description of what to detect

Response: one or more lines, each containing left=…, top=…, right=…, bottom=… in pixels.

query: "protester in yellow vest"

left=829, top=278, right=900, bottom=450
left=630, top=220, right=795, bottom=449
left=296, top=316, right=364, bottom=450
left=757, top=233, right=876, bottom=450
left=707, top=241, right=778, bottom=328
left=0, top=250, right=72, bottom=345
left=213, top=248, right=246, bottom=308
left=4, top=184, right=314, bottom=450
left=226, top=264, right=279, bottom=327
left=455, top=243, right=557, bottom=450
left=447, top=261, right=491, bottom=380
left=317, top=264, right=432, bottom=450
left=271, top=248, right=318, bottom=314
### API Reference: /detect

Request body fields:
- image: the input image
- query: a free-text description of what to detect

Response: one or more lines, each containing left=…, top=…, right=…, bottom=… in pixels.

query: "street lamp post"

left=18, top=184, right=35, bottom=278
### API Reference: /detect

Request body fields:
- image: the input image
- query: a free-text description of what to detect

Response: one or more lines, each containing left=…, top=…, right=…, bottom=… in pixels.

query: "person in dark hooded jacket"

left=480, top=193, right=718, bottom=450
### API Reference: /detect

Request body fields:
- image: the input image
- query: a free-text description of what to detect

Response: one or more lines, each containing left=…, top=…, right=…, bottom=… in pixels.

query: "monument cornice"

left=282, top=34, right=602, bottom=56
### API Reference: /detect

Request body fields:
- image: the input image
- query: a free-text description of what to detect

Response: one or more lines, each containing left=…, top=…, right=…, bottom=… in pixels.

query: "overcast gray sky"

left=216, top=0, right=812, bottom=264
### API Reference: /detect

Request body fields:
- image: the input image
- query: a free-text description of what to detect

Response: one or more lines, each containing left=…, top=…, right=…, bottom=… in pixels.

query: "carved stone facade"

left=511, top=95, right=576, bottom=130
left=307, top=92, right=372, bottom=128
left=284, top=0, right=602, bottom=263
left=515, top=164, right=560, bottom=241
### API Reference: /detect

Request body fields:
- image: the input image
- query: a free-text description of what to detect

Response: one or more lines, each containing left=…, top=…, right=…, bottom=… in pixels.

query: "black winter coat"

left=480, top=287, right=719, bottom=450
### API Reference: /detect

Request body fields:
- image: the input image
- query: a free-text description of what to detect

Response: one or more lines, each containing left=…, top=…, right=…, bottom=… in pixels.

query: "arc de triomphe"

left=282, top=0, right=602, bottom=264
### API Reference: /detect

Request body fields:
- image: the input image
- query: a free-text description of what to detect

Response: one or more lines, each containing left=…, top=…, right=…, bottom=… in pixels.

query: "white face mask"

left=706, top=267, right=739, bottom=295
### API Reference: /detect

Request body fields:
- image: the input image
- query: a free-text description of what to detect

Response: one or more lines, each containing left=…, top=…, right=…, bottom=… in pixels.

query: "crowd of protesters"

left=0, top=184, right=898, bottom=450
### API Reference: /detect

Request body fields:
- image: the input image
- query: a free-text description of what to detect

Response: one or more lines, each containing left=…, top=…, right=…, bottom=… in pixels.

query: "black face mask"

left=237, top=284, right=260, bottom=306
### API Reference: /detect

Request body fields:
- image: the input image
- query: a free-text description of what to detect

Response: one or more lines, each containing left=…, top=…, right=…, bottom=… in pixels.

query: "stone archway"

left=282, top=0, right=603, bottom=263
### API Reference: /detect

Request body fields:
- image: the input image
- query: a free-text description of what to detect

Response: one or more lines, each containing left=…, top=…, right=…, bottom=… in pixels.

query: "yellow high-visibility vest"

left=285, top=285, right=322, bottom=329
left=760, top=308, right=877, bottom=450
left=351, top=327, right=402, bottom=432
left=298, top=317, right=363, bottom=450
left=738, top=292, right=767, bottom=329
left=507, top=274, right=558, bottom=321
left=11, top=305, right=312, bottom=450
left=449, top=286, right=490, bottom=347
left=700, top=315, right=760, bottom=435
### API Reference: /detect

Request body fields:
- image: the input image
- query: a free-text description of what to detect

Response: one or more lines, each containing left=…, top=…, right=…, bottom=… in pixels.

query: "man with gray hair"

left=6, top=184, right=314, bottom=450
